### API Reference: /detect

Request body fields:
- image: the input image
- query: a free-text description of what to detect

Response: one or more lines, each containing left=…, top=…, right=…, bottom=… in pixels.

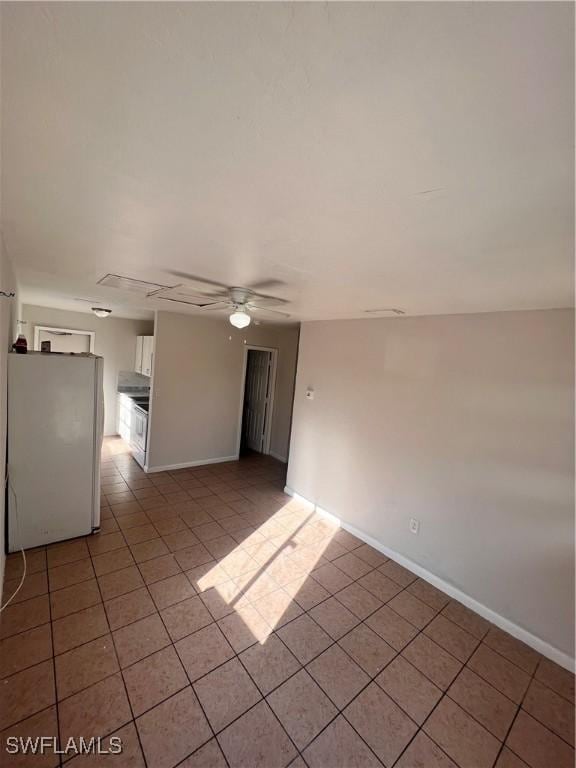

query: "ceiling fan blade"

left=248, top=293, right=289, bottom=307
left=248, top=305, right=291, bottom=318
left=247, top=279, right=286, bottom=291
left=364, top=308, right=405, bottom=315
left=165, top=270, right=230, bottom=294
left=156, top=296, right=225, bottom=308
left=197, top=302, right=232, bottom=311
left=151, top=284, right=230, bottom=302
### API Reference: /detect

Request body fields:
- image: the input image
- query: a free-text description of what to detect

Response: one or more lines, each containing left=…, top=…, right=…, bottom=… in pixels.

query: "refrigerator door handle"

left=92, top=357, right=105, bottom=533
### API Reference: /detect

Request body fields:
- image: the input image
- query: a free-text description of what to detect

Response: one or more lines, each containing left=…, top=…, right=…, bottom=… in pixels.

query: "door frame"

left=236, top=345, right=278, bottom=458
left=34, top=325, right=96, bottom=353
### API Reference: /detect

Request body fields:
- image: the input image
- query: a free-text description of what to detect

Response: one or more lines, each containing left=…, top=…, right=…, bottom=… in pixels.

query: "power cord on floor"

left=0, top=473, right=26, bottom=612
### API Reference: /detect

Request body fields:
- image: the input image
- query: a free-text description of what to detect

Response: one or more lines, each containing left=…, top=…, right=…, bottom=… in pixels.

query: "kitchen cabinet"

left=135, top=335, right=154, bottom=377
left=135, top=337, right=143, bottom=375
left=141, top=336, right=154, bottom=377
left=117, top=393, right=132, bottom=442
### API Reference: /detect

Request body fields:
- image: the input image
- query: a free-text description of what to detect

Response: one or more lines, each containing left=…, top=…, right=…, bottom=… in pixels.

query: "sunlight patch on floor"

left=195, top=500, right=340, bottom=644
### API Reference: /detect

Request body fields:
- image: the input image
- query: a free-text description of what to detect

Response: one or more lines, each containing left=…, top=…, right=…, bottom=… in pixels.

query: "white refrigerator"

left=7, top=352, right=104, bottom=552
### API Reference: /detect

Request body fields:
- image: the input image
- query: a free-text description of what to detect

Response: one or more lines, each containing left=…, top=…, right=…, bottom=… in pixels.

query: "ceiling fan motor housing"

left=229, top=287, right=253, bottom=305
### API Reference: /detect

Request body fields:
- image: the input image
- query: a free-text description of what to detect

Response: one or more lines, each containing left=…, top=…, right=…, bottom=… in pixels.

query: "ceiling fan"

left=151, top=271, right=291, bottom=329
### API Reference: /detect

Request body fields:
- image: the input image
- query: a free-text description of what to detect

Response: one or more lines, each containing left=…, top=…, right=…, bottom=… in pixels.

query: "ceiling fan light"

left=229, top=308, right=251, bottom=328
left=92, top=307, right=112, bottom=318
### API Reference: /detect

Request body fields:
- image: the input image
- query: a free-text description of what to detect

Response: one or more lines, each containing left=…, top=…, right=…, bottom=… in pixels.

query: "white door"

left=243, top=350, right=272, bottom=453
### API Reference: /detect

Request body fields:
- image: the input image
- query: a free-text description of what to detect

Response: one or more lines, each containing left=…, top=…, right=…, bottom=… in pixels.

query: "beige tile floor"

left=0, top=436, right=574, bottom=767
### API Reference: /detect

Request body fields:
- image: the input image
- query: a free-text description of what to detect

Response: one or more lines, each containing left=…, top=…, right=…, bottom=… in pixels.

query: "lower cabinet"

left=117, top=394, right=132, bottom=442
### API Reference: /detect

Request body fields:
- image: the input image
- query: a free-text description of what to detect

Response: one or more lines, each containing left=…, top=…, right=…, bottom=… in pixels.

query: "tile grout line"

left=130, top=533, right=228, bottom=768
left=46, top=558, right=63, bottom=768
left=0, top=538, right=553, bottom=700
left=172, top=565, right=430, bottom=762
left=111, top=461, right=366, bottom=764
left=298, top=557, right=573, bottom=764
left=285, top=591, right=428, bottom=764
left=84, top=528, right=150, bottom=768
left=221, top=556, right=560, bottom=763
left=3, top=451, right=573, bottom=768
left=3, top=532, right=563, bottom=741
left=97, top=452, right=576, bottom=757
left=5, top=572, right=564, bottom=768
left=492, top=653, right=555, bottom=766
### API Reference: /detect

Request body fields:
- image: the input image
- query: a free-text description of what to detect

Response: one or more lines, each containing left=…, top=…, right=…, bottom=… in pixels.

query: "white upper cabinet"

left=141, top=336, right=154, bottom=377
left=135, top=336, right=144, bottom=374
left=135, top=335, right=154, bottom=377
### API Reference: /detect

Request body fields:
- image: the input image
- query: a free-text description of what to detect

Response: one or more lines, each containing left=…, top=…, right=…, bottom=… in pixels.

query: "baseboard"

left=145, top=454, right=239, bottom=473
left=269, top=451, right=288, bottom=463
left=284, top=486, right=575, bottom=672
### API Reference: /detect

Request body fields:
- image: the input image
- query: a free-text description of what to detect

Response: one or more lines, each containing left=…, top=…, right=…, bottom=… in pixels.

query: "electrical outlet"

left=409, top=518, right=420, bottom=535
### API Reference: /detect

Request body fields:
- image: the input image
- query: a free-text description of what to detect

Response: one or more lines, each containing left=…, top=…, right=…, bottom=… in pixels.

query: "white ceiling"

left=1, top=2, right=573, bottom=323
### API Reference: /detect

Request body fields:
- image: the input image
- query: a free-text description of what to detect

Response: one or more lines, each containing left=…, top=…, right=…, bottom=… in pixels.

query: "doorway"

left=34, top=326, right=95, bottom=353
left=239, top=346, right=277, bottom=456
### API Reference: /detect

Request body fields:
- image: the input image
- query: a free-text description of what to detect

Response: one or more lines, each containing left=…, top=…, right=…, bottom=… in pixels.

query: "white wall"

left=0, top=241, right=18, bottom=600
left=21, top=305, right=153, bottom=435
left=286, top=309, right=574, bottom=661
left=147, top=311, right=299, bottom=470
